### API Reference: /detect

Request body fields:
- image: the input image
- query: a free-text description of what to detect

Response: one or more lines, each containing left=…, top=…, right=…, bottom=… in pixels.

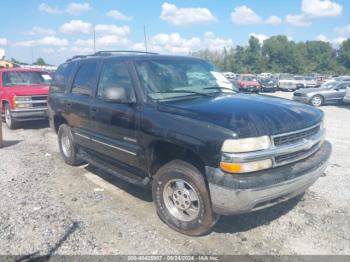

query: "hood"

left=158, top=94, right=323, bottom=138
left=279, top=79, right=297, bottom=83
left=6, top=85, right=49, bottom=96
left=238, top=81, right=260, bottom=86
left=295, top=87, right=328, bottom=94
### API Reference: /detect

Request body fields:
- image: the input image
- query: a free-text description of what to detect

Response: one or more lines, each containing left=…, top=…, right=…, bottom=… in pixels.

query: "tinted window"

left=50, top=62, right=75, bottom=93
left=71, top=62, right=98, bottom=96
left=97, top=61, right=134, bottom=99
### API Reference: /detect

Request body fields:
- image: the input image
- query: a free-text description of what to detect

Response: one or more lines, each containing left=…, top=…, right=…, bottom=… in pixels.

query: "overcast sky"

left=1, top=0, right=350, bottom=65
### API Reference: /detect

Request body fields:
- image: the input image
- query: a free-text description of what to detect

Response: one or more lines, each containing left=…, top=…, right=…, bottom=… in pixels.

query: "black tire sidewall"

left=5, top=104, right=16, bottom=129
left=152, top=161, right=216, bottom=236
left=58, top=124, right=81, bottom=165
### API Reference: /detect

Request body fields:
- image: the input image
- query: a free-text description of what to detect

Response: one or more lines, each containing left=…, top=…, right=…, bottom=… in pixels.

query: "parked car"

left=259, top=77, right=278, bottom=92
left=237, top=74, right=261, bottom=92
left=343, top=86, right=350, bottom=104
left=294, top=75, right=305, bottom=89
left=278, top=73, right=298, bottom=91
left=304, top=76, right=317, bottom=88
left=48, top=52, right=331, bottom=236
left=293, top=81, right=350, bottom=107
left=0, top=68, right=51, bottom=129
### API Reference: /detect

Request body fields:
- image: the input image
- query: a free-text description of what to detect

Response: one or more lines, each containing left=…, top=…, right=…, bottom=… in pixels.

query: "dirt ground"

left=0, top=91, right=349, bottom=256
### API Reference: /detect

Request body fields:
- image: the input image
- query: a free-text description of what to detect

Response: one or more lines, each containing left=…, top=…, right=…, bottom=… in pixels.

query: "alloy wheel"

left=163, top=179, right=200, bottom=222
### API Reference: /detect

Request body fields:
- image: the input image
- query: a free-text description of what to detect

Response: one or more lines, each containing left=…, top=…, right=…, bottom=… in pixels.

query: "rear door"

left=90, top=59, right=142, bottom=170
left=66, top=61, right=100, bottom=149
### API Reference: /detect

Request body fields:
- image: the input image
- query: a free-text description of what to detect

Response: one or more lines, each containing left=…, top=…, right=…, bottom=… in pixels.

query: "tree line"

left=191, top=35, right=350, bottom=75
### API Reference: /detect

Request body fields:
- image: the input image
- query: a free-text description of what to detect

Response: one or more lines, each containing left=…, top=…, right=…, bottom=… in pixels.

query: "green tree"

left=34, top=58, right=46, bottom=66
left=338, top=39, right=350, bottom=71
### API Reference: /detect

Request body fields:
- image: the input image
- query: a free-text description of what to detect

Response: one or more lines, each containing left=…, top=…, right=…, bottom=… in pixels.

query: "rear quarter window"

left=50, top=62, right=76, bottom=93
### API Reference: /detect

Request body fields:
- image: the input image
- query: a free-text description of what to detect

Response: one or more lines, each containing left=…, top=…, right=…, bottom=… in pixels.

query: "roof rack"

left=93, top=50, right=159, bottom=56
left=65, top=50, right=158, bottom=63
left=66, top=55, right=88, bottom=62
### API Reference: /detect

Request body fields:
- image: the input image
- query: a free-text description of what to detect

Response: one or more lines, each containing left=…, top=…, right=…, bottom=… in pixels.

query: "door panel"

left=90, top=60, right=142, bottom=171
left=67, top=61, right=100, bottom=149
left=90, top=100, right=140, bottom=167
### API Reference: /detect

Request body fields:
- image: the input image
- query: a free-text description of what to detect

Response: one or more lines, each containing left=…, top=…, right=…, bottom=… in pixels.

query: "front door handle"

left=91, top=108, right=98, bottom=112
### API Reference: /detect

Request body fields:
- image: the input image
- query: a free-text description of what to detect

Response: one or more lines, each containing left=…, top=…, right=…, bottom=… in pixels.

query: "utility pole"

left=93, top=24, right=96, bottom=53
left=143, top=25, right=148, bottom=53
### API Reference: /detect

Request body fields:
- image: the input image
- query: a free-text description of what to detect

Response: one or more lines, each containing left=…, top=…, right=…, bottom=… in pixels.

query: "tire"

left=152, top=160, right=218, bottom=236
left=4, top=103, right=18, bottom=130
left=58, top=124, right=83, bottom=166
left=310, top=95, right=323, bottom=107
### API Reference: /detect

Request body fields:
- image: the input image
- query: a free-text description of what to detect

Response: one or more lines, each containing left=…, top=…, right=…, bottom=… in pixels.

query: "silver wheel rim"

left=312, top=96, right=322, bottom=106
left=61, top=132, right=72, bottom=158
left=5, top=108, right=11, bottom=126
left=163, top=179, right=200, bottom=222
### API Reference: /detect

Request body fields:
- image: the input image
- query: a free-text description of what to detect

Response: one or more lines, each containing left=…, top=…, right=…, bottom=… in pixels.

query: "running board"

left=77, top=150, right=150, bottom=188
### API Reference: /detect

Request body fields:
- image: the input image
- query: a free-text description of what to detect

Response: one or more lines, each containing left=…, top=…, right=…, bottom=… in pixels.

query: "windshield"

left=240, top=75, right=256, bottom=81
left=2, top=71, right=52, bottom=86
left=134, top=58, right=234, bottom=101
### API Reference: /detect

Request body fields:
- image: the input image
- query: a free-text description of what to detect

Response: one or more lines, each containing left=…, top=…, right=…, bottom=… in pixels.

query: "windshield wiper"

left=155, top=90, right=211, bottom=97
left=203, top=87, right=238, bottom=93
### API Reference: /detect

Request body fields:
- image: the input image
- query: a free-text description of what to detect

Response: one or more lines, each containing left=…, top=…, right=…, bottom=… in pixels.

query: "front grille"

left=275, top=143, right=319, bottom=163
left=274, top=125, right=320, bottom=146
left=31, top=95, right=47, bottom=101
left=32, top=102, right=47, bottom=108
left=30, top=95, right=47, bottom=108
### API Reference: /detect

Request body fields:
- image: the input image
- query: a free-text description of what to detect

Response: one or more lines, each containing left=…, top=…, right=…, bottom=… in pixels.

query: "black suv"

left=48, top=51, right=331, bottom=236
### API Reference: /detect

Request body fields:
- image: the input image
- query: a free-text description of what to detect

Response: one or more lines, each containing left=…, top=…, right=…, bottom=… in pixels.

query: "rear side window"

left=50, top=62, right=75, bottom=93
left=71, top=62, right=98, bottom=97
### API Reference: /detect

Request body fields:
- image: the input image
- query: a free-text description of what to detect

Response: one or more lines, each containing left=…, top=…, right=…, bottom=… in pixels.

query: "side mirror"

left=102, top=86, right=135, bottom=104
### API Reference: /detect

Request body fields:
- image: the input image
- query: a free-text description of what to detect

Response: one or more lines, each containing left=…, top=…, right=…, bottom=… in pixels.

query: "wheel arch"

left=53, top=114, right=68, bottom=133
left=147, top=140, right=207, bottom=179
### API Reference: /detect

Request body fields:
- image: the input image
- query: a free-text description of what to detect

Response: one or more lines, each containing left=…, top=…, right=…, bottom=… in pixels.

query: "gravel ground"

left=0, top=91, right=349, bottom=256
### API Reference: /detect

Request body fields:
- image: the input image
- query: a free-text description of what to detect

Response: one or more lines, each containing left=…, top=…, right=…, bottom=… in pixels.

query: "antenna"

left=143, top=25, right=148, bottom=53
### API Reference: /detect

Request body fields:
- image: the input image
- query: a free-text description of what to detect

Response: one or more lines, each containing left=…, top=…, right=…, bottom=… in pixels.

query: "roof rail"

left=93, top=50, right=159, bottom=56
left=66, top=55, right=87, bottom=62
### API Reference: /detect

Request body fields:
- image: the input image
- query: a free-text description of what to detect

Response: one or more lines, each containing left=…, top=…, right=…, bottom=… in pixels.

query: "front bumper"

left=11, top=108, right=48, bottom=121
left=240, top=86, right=260, bottom=92
left=279, top=84, right=297, bottom=90
left=206, top=141, right=331, bottom=215
left=293, top=96, right=310, bottom=104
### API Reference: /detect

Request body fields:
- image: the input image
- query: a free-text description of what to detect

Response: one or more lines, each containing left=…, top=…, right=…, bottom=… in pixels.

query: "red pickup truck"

left=0, top=68, right=51, bottom=129
left=237, top=74, right=261, bottom=92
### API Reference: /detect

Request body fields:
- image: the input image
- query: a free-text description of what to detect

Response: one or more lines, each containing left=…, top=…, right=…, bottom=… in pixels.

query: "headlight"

left=220, top=159, right=272, bottom=173
left=15, top=96, right=31, bottom=102
left=221, top=136, right=271, bottom=153
left=16, top=103, right=32, bottom=108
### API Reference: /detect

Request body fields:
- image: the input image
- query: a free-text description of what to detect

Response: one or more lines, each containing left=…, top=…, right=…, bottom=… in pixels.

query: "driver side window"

left=97, top=61, right=134, bottom=99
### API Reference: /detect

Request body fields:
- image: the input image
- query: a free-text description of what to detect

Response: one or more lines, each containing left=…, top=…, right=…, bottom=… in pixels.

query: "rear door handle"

left=91, top=108, right=98, bottom=112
